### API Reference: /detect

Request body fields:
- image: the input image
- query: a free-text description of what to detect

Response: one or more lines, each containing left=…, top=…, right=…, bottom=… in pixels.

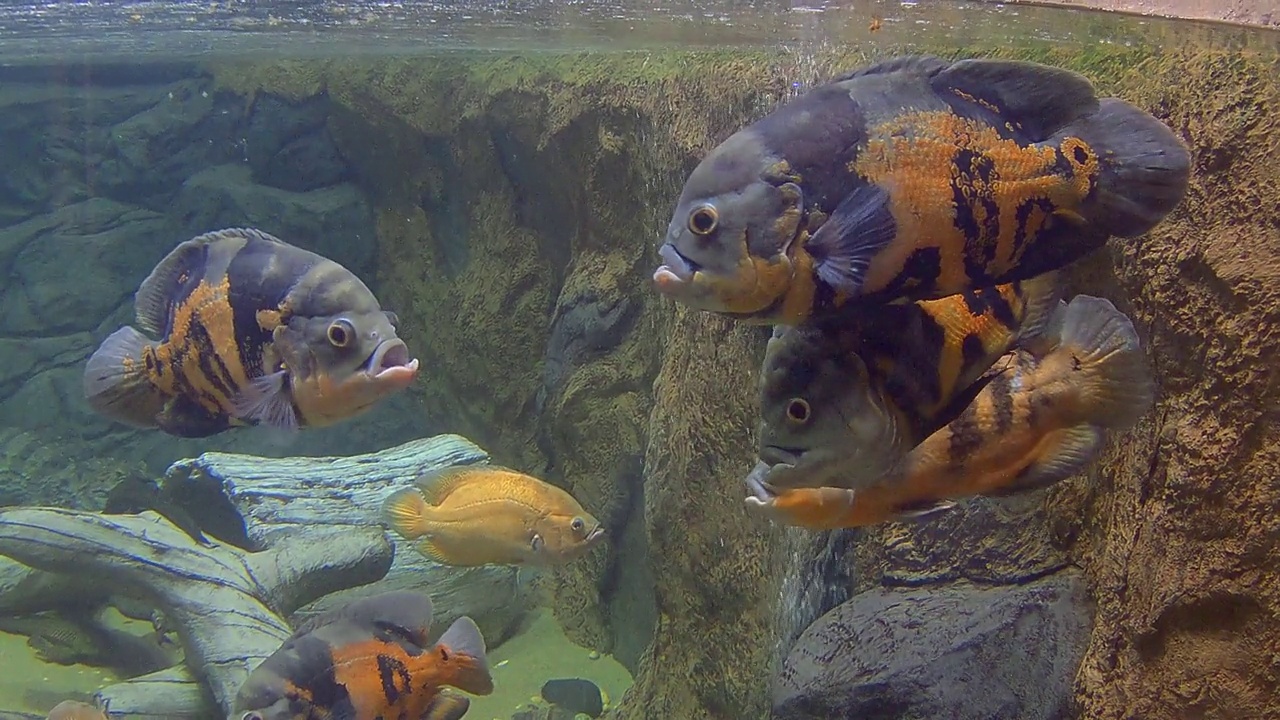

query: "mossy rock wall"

left=208, top=36, right=1280, bottom=720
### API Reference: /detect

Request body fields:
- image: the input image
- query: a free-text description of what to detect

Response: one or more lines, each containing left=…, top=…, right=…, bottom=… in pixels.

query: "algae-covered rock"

left=773, top=573, right=1093, bottom=720
left=173, top=163, right=376, bottom=279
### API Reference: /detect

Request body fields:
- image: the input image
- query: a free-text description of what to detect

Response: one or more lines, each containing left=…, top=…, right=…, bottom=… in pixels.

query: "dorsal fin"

left=930, top=57, right=1100, bottom=140
left=133, top=227, right=287, bottom=336
left=414, top=466, right=483, bottom=505
left=132, top=238, right=207, bottom=336
left=289, top=590, right=434, bottom=643
left=829, top=55, right=948, bottom=84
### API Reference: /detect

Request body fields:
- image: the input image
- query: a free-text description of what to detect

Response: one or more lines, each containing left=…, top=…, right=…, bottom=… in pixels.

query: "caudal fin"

left=436, top=616, right=493, bottom=695
left=82, top=326, right=166, bottom=428
left=1053, top=97, right=1191, bottom=238
left=1054, top=295, right=1156, bottom=429
left=382, top=487, right=431, bottom=540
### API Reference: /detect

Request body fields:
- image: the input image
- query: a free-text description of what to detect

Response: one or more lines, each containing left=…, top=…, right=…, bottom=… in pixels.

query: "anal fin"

left=155, top=395, right=232, bottom=438
left=988, top=424, right=1104, bottom=497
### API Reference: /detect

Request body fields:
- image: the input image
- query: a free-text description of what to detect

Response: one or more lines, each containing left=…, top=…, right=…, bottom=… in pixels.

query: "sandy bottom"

left=0, top=630, right=121, bottom=716
left=0, top=607, right=631, bottom=720
left=466, top=607, right=633, bottom=719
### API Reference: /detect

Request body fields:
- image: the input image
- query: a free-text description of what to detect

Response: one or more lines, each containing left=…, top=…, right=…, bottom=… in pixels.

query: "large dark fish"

left=233, top=590, right=491, bottom=720
left=83, top=228, right=419, bottom=438
left=756, top=273, right=1061, bottom=491
left=745, top=295, right=1155, bottom=529
left=653, top=55, right=1190, bottom=324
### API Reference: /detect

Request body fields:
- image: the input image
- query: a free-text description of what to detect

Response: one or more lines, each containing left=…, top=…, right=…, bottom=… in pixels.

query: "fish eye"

left=571, top=517, right=585, bottom=533
left=327, top=319, right=355, bottom=347
left=688, top=204, right=719, bottom=236
left=785, top=398, right=811, bottom=424
left=242, top=713, right=264, bottom=720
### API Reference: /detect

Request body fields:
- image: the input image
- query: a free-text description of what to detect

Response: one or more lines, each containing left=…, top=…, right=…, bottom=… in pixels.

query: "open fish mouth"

left=743, top=466, right=778, bottom=502
left=586, top=526, right=607, bottom=543
left=743, top=461, right=782, bottom=516
left=364, top=338, right=419, bottom=380
left=653, top=243, right=700, bottom=285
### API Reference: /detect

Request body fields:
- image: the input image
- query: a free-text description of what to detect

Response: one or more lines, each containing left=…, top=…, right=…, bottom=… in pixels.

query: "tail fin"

left=1054, top=295, right=1156, bottom=429
left=382, top=487, right=431, bottom=540
left=1052, top=97, right=1191, bottom=238
left=82, top=326, right=166, bottom=428
left=436, top=616, right=493, bottom=695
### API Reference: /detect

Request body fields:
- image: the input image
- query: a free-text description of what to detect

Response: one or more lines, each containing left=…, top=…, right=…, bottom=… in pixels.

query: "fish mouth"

left=364, top=338, right=420, bottom=383
left=743, top=463, right=779, bottom=502
left=653, top=242, right=700, bottom=286
left=586, top=526, right=606, bottom=544
left=759, top=445, right=805, bottom=467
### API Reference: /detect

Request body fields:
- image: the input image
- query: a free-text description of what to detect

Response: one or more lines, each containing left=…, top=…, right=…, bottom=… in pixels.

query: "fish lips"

left=363, top=338, right=419, bottom=387
left=759, top=444, right=804, bottom=468
left=652, top=242, right=698, bottom=289
left=585, top=526, right=606, bottom=545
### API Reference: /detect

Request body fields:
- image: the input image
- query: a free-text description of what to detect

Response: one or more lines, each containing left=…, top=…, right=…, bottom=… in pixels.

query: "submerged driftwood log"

left=0, top=434, right=531, bottom=719
left=162, top=433, right=530, bottom=642
left=0, top=507, right=391, bottom=718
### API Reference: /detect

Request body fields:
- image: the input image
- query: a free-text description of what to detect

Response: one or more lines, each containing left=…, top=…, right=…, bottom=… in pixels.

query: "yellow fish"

left=383, top=466, right=605, bottom=567
left=744, top=295, right=1156, bottom=529
left=653, top=55, right=1190, bottom=324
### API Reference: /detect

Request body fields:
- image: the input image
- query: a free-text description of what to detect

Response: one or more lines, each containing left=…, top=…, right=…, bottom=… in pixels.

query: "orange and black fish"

left=83, top=228, right=419, bottom=438
left=756, top=272, right=1061, bottom=491
left=653, top=55, right=1190, bottom=324
left=744, top=294, right=1155, bottom=529
left=232, top=590, right=491, bottom=720
left=45, top=700, right=108, bottom=720
left=383, top=466, right=605, bottom=567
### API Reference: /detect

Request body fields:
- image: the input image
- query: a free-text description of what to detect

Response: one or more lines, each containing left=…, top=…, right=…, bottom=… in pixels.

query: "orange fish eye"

left=327, top=319, right=355, bottom=347
left=786, top=398, right=811, bottom=424
left=571, top=517, right=585, bottom=533
left=688, top=204, right=719, bottom=235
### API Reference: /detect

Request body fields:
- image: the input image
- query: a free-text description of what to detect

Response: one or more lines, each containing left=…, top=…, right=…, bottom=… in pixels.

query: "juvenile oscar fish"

left=744, top=295, right=1155, bottom=529
left=383, top=466, right=605, bottom=567
left=756, top=272, right=1061, bottom=490
left=232, top=590, right=491, bottom=720
left=653, top=55, right=1190, bottom=324
left=83, top=228, right=419, bottom=438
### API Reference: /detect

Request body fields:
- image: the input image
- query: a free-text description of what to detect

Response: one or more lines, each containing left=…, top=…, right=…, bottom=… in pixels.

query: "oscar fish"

left=744, top=294, right=1155, bottom=530
left=45, top=701, right=108, bottom=720
left=756, top=272, right=1061, bottom=491
left=383, top=466, right=605, bottom=567
left=653, top=55, right=1190, bottom=324
left=232, top=590, right=491, bottom=720
left=83, top=228, right=419, bottom=438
